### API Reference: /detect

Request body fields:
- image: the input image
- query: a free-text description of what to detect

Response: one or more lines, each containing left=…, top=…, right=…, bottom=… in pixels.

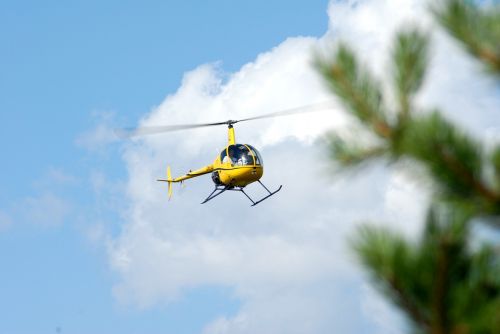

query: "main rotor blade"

left=115, top=121, right=229, bottom=138
left=116, top=101, right=334, bottom=138
left=236, top=101, right=335, bottom=123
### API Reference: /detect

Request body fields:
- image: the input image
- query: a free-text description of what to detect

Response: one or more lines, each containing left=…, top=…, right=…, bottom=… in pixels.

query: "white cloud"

left=109, top=0, right=500, bottom=333
left=382, top=170, right=429, bottom=237
left=76, top=111, right=119, bottom=152
left=360, top=283, right=407, bottom=334
left=77, top=170, right=128, bottom=247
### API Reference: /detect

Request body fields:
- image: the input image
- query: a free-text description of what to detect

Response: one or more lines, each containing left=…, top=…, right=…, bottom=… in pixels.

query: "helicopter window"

left=246, top=145, right=263, bottom=165
left=220, top=148, right=228, bottom=164
left=227, top=144, right=254, bottom=166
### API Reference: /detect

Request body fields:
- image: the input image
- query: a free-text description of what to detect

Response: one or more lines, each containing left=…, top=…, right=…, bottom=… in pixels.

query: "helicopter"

left=120, top=101, right=333, bottom=206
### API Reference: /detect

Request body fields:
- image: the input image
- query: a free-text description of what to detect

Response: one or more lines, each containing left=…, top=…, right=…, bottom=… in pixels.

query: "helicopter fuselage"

left=211, top=143, right=264, bottom=187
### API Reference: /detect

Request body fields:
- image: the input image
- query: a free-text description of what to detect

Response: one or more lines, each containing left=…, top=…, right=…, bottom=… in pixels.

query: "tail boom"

left=157, top=164, right=214, bottom=200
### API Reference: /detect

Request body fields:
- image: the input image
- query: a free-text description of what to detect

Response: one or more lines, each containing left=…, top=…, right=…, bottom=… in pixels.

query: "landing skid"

left=201, top=180, right=282, bottom=206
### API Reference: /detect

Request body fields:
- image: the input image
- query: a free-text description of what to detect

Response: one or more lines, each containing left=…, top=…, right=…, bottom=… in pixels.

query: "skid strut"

left=201, top=180, right=282, bottom=206
left=201, top=185, right=231, bottom=204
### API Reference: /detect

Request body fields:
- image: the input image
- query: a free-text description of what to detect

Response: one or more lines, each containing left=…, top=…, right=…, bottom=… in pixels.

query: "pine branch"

left=316, top=44, right=392, bottom=139
left=352, top=226, right=432, bottom=330
left=423, top=207, right=470, bottom=334
left=392, top=28, right=430, bottom=117
left=351, top=207, right=498, bottom=333
left=387, top=275, right=432, bottom=331
left=317, top=5, right=500, bottom=332
left=492, top=146, right=500, bottom=191
left=327, top=134, right=388, bottom=168
left=453, top=245, right=500, bottom=333
left=433, top=0, right=500, bottom=75
left=400, top=111, right=499, bottom=208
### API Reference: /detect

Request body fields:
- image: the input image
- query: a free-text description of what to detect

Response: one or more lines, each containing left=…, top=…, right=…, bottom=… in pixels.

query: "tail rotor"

left=157, top=166, right=174, bottom=200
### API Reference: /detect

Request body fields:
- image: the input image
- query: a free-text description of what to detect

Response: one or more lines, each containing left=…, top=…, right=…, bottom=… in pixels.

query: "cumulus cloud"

left=109, top=0, right=500, bottom=333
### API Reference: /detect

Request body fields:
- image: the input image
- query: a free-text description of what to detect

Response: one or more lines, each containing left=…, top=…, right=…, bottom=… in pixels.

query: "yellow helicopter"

left=121, top=102, right=332, bottom=206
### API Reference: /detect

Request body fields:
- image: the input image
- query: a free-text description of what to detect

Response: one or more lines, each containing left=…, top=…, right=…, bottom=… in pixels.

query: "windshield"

left=246, top=144, right=263, bottom=166
left=227, top=144, right=254, bottom=166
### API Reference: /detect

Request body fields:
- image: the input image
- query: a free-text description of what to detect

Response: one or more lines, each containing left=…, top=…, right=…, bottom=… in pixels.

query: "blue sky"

left=0, top=1, right=330, bottom=333
left=2, top=1, right=499, bottom=334
left=0, top=0, right=328, bottom=183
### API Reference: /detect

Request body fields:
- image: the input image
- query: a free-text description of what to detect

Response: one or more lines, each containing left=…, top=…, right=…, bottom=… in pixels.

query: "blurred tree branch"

left=316, top=1, right=500, bottom=333
left=433, top=0, right=500, bottom=75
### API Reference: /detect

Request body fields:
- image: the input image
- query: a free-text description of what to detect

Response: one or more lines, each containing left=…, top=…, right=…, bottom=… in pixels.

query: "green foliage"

left=392, top=28, right=429, bottom=116
left=492, top=147, right=500, bottom=190
left=316, top=27, right=500, bottom=219
left=400, top=111, right=488, bottom=203
left=433, top=0, right=500, bottom=75
left=317, top=1, right=500, bottom=333
left=316, top=44, right=391, bottom=139
left=327, top=134, right=388, bottom=168
left=353, top=208, right=500, bottom=333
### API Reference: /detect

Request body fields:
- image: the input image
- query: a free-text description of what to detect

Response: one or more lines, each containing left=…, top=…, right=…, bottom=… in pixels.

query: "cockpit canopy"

left=220, top=144, right=263, bottom=166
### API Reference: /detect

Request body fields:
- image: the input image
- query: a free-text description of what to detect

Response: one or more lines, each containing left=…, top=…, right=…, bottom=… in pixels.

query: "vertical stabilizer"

left=167, top=166, right=173, bottom=199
